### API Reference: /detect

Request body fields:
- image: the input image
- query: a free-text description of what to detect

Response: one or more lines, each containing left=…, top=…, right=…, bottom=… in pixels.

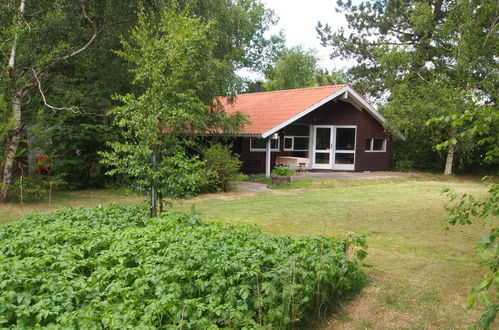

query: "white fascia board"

left=261, top=86, right=405, bottom=140
left=346, top=87, right=386, bottom=125
left=261, top=87, right=348, bottom=138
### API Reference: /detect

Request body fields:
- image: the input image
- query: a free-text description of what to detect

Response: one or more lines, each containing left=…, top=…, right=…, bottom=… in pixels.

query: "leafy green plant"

left=271, top=165, right=293, bottom=177
left=203, top=143, right=243, bottom=192
left=0, top=204, right=367, bottom=328
left=443, top=180, right=498, bottom=329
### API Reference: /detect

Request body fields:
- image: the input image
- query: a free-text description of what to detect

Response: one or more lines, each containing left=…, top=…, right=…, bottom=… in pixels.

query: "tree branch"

left=59, top=0, right=98, bottom=61
left=32, top=68, right=80, bottom=113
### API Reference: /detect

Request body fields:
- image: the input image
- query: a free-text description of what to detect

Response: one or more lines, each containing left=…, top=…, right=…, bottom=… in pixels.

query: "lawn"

left=0, top=189, right=145, bottom=224
left=0, top=175, right=492, bottom=328
left=175, top=176, right=491, bottom=329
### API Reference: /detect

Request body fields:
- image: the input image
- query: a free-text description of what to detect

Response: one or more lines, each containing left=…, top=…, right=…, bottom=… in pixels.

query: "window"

left=250, top=137, right=279, bottom=151
left=284, top=137, right=293, bottom=150
left=335, top=128, right=356, bottom=150
left=365, top=138, right=386, bottom=152
left=335, top=153, right=355, bottom=164
left=283, top=136, right=309, bottom=151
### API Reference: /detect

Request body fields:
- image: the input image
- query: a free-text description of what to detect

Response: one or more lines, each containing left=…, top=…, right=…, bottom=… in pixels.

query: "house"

left=222, top=84, right=394, bottom=177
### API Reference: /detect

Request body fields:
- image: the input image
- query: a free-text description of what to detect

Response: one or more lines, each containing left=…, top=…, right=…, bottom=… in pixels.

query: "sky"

left=240, top=0, right=352, bottom=79
left=262, top=0, right=349, bottom=70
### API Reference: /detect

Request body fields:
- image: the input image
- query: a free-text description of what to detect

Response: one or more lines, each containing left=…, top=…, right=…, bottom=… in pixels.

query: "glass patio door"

left=313, top=126, right=333, bottom=169
left=332, top=126, right=356, bottom=170
left=313, top=125, right=356, bottom=170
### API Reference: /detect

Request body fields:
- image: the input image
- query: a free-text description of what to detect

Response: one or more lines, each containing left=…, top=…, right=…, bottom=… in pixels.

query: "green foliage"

left=271, top=165, right=293, bottom=177
left=0, top=204, right=367, bottom=328
left=319, top=0, right=498, bottom=173
left=203, top=143, right=242, bottom=192
left=264, top=46, right=320, bottom=91
left=100, top=8, right=247, bottom=203
left=9, top=174, right=66, bottom=203
left=443, top=181, right=498, bottom=329
left=1, top=0, right=280, bottom=197
left=437, top=65, right=498, bottom=328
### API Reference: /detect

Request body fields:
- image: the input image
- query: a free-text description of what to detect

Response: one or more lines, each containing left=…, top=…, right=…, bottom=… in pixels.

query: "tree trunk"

left=1, top=0, right=25, bottom=202
left=0, top=94, right=22, bottom=201
left=444, top=143, right=455, bottom=175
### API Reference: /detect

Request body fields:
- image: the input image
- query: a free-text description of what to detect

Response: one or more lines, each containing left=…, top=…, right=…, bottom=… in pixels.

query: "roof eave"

left=257, top=86, right=406, bottom=141
left=261, top=86, right=350, bottom=138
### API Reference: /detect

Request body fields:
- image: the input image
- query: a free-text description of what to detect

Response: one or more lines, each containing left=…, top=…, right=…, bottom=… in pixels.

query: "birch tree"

left=0, top=0, right=108, bottom=201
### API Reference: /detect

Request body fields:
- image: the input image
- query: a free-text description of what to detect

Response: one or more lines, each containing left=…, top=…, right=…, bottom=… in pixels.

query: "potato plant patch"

left=0, top=204, right=367, bottom=328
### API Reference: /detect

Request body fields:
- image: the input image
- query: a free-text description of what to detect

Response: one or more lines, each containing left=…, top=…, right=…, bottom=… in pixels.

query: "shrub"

left=271, top=165, right=293, bottom=177
left=203, top=143, right=242, bottom=192
left=0, top=204, right=367, bottom=328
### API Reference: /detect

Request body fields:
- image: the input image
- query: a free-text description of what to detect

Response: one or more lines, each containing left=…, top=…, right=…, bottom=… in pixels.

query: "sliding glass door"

left=313, top=126, right=332, bottom=169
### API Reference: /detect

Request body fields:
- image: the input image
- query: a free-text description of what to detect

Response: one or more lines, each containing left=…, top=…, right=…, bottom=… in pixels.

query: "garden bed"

left=0, top=204, right=367, bottom=328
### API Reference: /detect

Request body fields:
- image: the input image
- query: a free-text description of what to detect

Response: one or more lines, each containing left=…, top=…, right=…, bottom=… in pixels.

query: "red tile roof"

left=222, top=84, right=347, bottom=135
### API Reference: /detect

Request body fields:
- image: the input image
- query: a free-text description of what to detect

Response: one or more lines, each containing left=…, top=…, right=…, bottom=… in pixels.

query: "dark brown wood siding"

left=237, top=100, right=391, bottom=173
left=236, top=136, right=295, bottom=174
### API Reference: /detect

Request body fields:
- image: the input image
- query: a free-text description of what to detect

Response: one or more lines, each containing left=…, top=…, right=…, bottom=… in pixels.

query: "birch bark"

left=1, top=0, right=25, bottom=201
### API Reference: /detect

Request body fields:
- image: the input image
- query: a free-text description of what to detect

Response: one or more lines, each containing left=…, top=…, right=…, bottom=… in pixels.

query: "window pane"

left=373, top=139, right=385, bottom=151
left=271, top=138, right=279, bottom=149
left=336, top=128, right=355, bottom=150
left=294, top=137, right=309, bottom=150
left=284, top=137, right=293, bottom=150
left=315, top=128, right=331, bottom=150
left=251, top=138, right=278, bottom=150
left=315, top=152, right=330, bottom=164
left=365, top=138, right=372, bottom=151
left=284, top=125, right=309, bottom=136
left=251, top=138, right=266, bottom=149
left=335, top=153, right=354, bottom=164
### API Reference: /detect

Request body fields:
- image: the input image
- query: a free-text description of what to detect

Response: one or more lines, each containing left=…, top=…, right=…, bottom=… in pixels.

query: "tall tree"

left=100, top=8, right=246, bottom=217
left=0, top=0, right=281, bottom=200
left=263, top=46, right=319, bottom=91
left=0, top=0, right=125, bottom=201
left=318, top=0, right=498, bottom=174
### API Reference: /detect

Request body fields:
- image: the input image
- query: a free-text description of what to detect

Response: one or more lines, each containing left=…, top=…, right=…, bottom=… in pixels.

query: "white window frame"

left=333, top=126, right=356, bottom=170
left=250, top=137, right=280, bottom=152
left=283, top=136, right=309, bottom=151
left=365, top=138, right=386, bottom=152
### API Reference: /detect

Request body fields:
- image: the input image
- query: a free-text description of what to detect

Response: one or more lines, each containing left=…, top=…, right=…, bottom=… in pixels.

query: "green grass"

left=0, top=189, right=145, bottom=224
left=176, top=177, right=491, bottom=329
left=1, top=175, right=492, bottom=328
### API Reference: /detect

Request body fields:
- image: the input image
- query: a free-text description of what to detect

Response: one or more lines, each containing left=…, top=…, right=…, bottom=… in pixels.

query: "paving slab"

left=231, top=181, right=271, bottom=192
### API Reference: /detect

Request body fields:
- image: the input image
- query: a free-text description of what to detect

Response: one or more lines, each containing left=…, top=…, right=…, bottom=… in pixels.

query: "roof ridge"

left=235, top=84, right=348, bottom=97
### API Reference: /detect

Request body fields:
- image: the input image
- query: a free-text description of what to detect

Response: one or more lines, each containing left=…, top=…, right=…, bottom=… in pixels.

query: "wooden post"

left=265, top=138, right=271, bottom=178
left=150, top=148, right=157, bottom=218
left=19, top=175, right=23, bottom=205
left=48, top=181, right=53, bottom=206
